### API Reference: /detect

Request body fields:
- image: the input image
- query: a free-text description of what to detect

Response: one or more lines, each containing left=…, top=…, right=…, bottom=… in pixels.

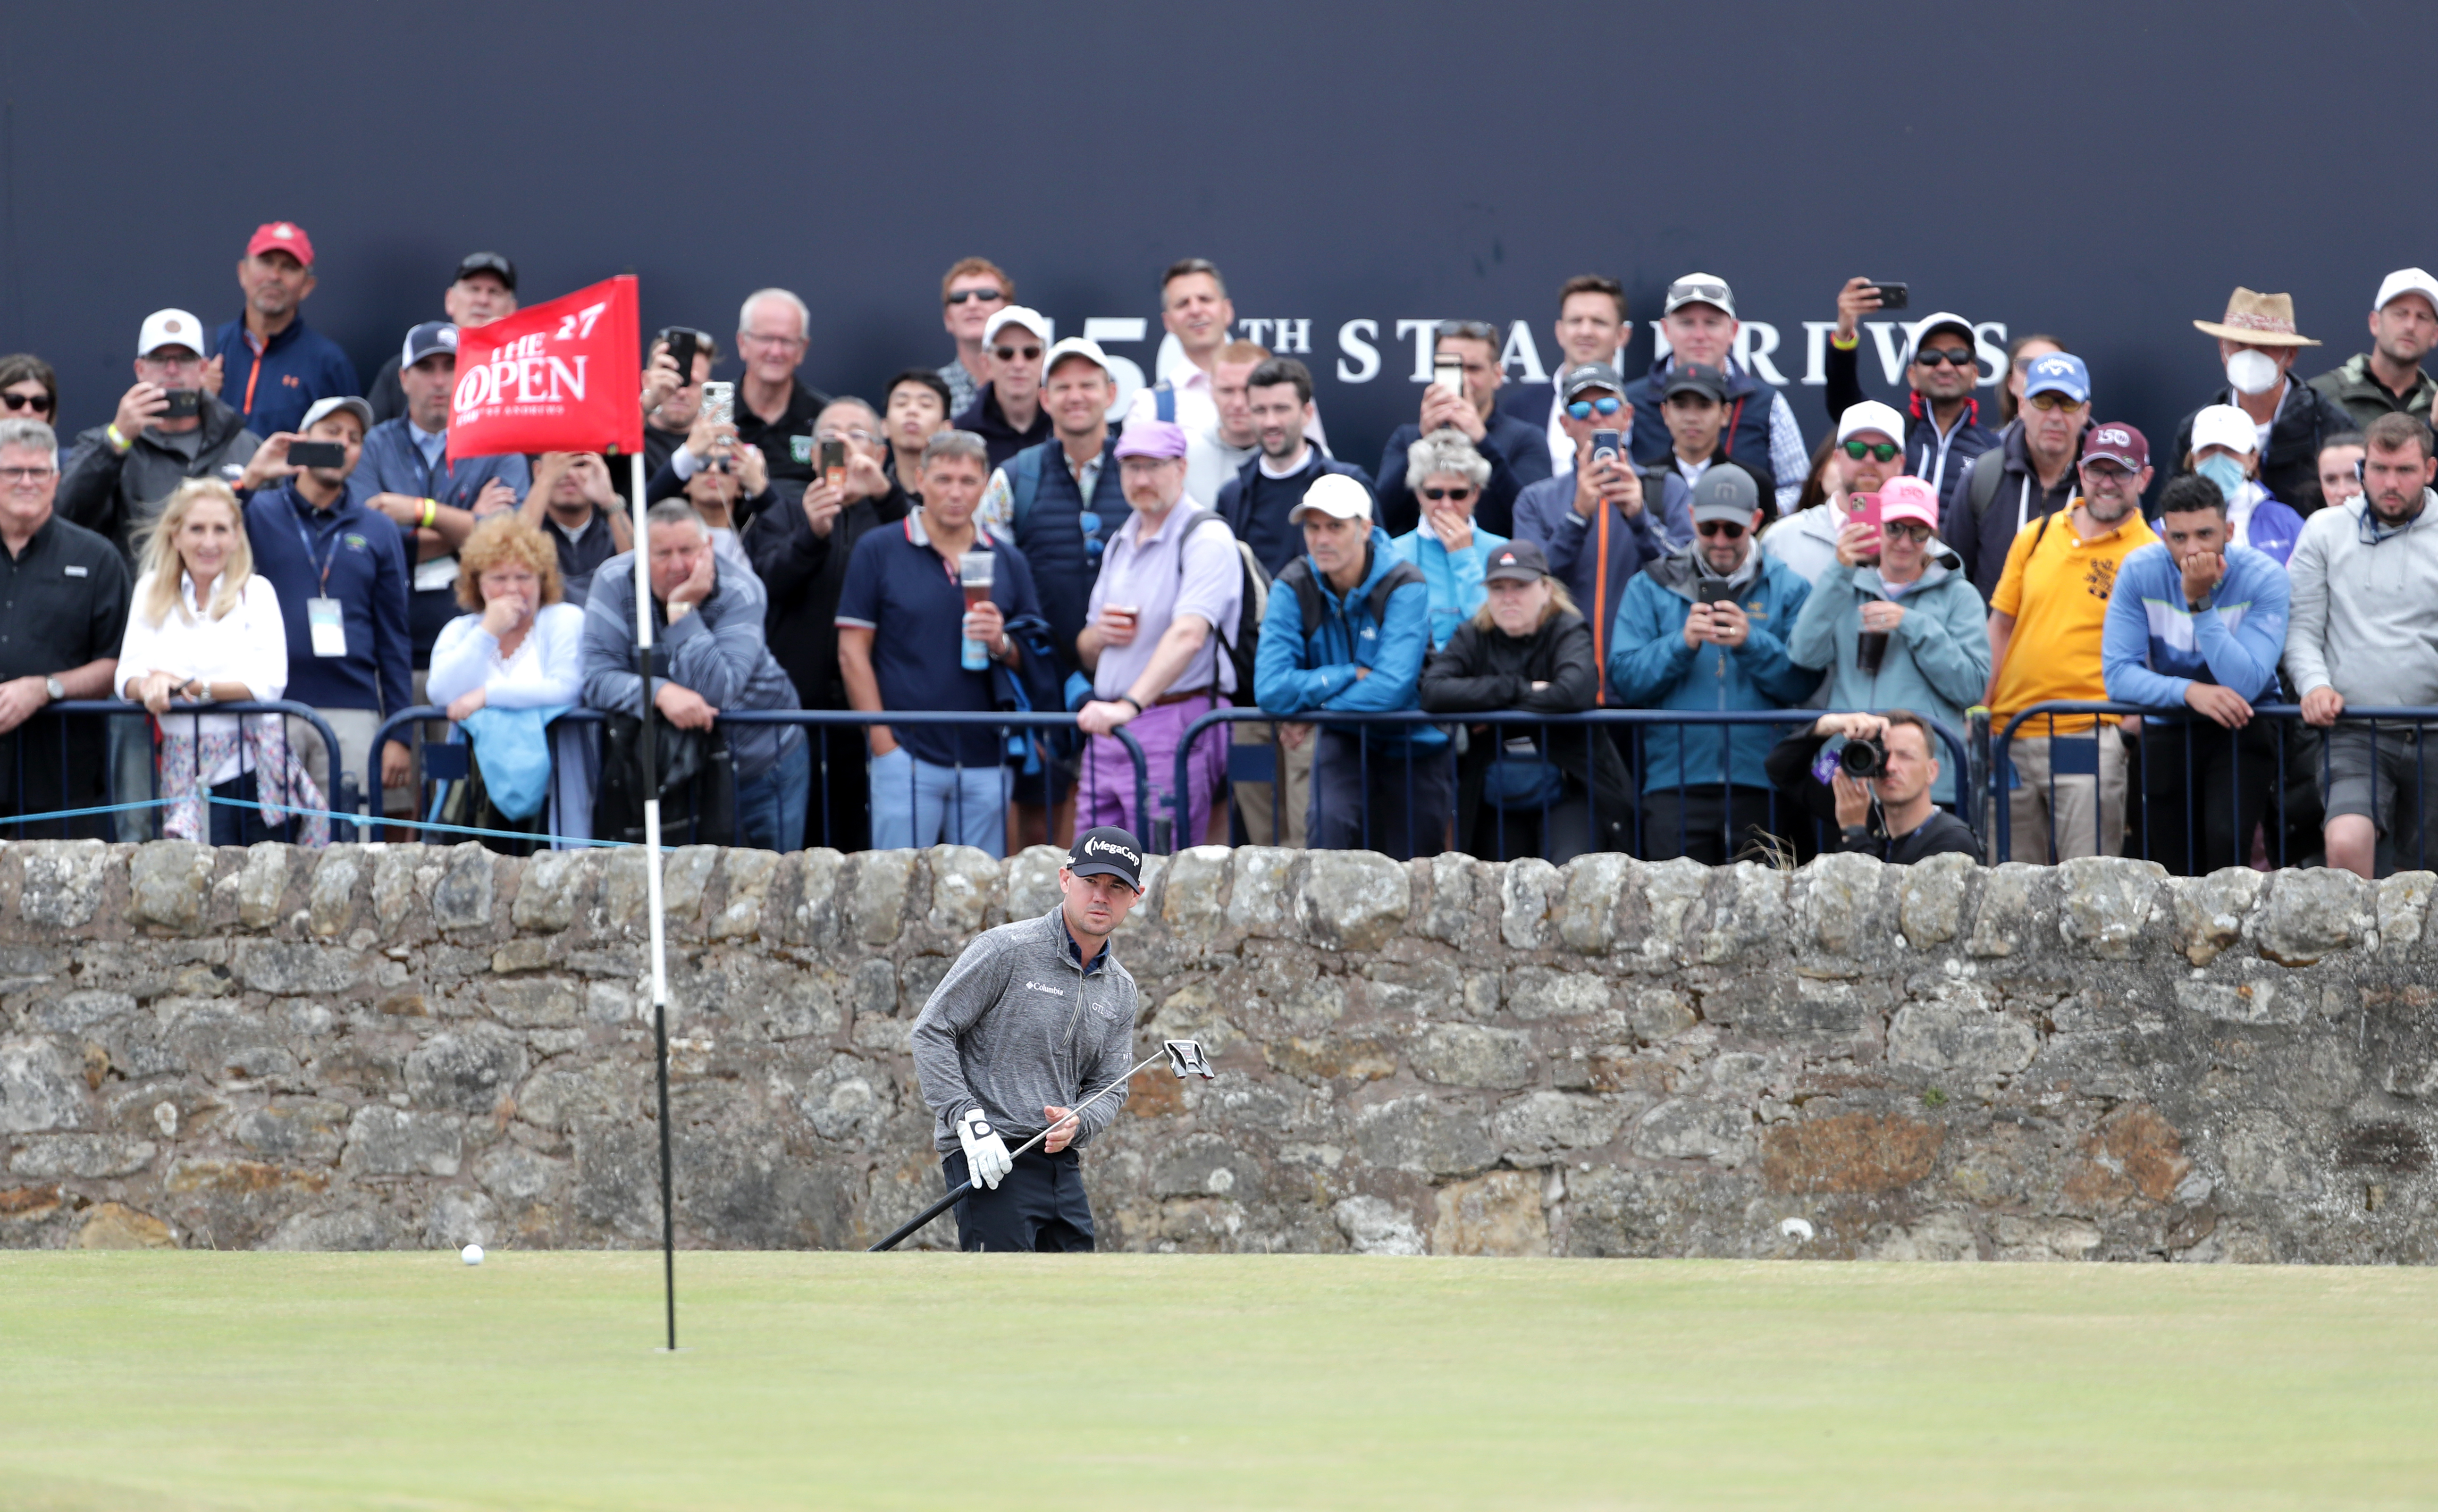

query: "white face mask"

left=2226, top=348, right=2283, bottom=396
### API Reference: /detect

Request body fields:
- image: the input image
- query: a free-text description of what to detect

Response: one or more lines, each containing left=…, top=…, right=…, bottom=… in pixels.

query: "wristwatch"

left=42, top=676, right=63, bottom=702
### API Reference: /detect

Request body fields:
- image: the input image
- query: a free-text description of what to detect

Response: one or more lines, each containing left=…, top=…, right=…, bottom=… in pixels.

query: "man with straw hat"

left=2170, top=287, right=2357, bottom=515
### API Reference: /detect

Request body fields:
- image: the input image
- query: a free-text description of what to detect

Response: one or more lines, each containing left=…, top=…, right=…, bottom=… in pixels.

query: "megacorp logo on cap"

left=1083, top=835, right=1139, bottom=865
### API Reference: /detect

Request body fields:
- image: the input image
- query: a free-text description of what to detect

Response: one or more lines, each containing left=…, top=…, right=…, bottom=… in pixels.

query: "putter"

left=867, top=1039, right=1216, bottom=1252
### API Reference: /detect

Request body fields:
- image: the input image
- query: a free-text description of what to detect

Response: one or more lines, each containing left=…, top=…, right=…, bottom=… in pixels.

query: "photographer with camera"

left=1765, top=710, right=1980, bottom=864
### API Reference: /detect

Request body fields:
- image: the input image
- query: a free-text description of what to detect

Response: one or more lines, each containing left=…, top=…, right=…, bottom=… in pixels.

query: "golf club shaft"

left=866, top=1048, right=1168, bottom=1252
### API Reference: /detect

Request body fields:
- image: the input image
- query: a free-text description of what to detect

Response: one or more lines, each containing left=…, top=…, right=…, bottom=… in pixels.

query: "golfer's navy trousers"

left=943, top=1144, right=1096, bottom=1252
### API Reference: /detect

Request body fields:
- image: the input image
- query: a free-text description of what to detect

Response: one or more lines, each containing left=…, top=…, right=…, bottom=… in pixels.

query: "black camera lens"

left=1840, top=737, right=1889, bottom=779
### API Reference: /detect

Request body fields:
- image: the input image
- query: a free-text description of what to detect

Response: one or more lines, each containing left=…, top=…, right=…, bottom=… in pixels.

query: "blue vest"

left=1624, top=359, right=1777, bottom=485
left=1007, top=435, right=1128, bottom=682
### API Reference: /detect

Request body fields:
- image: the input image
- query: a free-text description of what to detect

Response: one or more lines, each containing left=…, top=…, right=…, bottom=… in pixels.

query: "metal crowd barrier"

left=3, top=700, right=353, bottom=842
left=373, top=707, right=1146, bottom=855
left=1169, top=706, right=1975, bottom=861
left=1992, top=700, right=2438, bottom=871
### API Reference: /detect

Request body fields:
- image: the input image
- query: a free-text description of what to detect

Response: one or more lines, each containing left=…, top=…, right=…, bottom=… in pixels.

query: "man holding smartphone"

left=1511, top=362, right=1662, bottom=699
left=1372, top=319, right=1550, bottom=538
left=1822, top=279, right=1997, bottom=516
left=60, top=310, right=263, bottom=560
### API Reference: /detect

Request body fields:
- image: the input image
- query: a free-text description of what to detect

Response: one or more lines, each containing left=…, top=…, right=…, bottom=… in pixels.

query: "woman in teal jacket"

left=1389, top=428, right=1507, bottom=648
left=1784, top=478, right=1990, bottom=803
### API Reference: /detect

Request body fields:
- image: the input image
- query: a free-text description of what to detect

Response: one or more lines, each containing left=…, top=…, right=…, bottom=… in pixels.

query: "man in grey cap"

left=1511, top=361, right=1668, bottom=696
left=909, top=825, right=1146, bottom=1252
left=1606, top=464, right=1820, bottom=863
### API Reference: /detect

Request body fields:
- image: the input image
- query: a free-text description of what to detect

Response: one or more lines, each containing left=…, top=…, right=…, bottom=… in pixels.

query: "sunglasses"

left=946, top=288, right=1007, bottom=305
left=1565, top=396, right=1623, bottom=420
left=1913, top=347, right=1976, bottom=369
left=1, top=391, right=51, bottom=413
left=994, top=344, right=1042, bottom=362
left=1841, top=439, right=1900, bottom=462
left=2027, top=391, right=2085, bottom=412
left=1668, top=280, right=1731, bottom=307
left=1078, top=511, right=1106, bottom=571
left=1882, top=521, right=1934, bottom=543
left=1420, top=486, right=1476, bottom=502
left=1696, top=520, right=1747, bottom=539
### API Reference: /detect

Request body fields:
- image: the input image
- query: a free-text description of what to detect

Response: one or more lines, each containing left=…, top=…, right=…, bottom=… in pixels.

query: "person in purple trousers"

left=1073, top=419, right=1244, bottom=847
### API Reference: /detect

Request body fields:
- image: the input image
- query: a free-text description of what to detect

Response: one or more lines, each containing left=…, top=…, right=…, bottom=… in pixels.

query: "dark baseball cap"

left=1560, top=361, right=1625, bottom=401
left=2081, top=421, right=2150, bottom=472
left=1484, top=538, right=1551, bottom=584
left=454, top=251, right=517, bottom=291
left=1663, top=361, right=1730, bottom=402
left=1068, top=827, right=1143, bottom=890
left=1689, top=463, right=1760, bottom=523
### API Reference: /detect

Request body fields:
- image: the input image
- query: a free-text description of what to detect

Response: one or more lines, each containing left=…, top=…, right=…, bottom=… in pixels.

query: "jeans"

left=733, top=737, right=810, bottom=853
left=208, top=768, right=265, bottom=847
left=869, top=747, right=1010, bottom=856
left=1639, top=784, right=1781, bottom=864
left=1309, top=729, right=1452, bottom=860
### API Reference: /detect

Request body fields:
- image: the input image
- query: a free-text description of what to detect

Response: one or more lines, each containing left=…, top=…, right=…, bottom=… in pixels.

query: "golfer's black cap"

left=1068, top=827, right=1143, bottom=890
left=454, top=251, right=516, bottom=291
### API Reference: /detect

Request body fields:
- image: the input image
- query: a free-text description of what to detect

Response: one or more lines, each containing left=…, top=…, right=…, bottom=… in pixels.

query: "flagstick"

left=630, top=448, right=676, bottom=1352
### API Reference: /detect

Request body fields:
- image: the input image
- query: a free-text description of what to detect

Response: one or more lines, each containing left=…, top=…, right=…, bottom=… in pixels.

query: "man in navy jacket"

left=210, top=222, right=359, bottom=442
left=1374, top=320, right=1549, bottom=539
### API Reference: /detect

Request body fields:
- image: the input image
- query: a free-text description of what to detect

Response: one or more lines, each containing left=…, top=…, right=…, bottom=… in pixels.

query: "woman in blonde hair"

left=117, top=478, right=323, bottom=845
left=1418, top=537, right=1631, bottom=863
left=426, top=514, right=589, bottom=849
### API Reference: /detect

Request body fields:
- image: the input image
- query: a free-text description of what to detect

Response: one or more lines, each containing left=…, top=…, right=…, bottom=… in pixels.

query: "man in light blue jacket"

left=2102, top=473, right=2290, bottom=875
left=1253, top=473, right=1448, bottom=859
left=1607, top=465, right=1820, bottom=861
left=1786, top=477, right=1990, bottom=805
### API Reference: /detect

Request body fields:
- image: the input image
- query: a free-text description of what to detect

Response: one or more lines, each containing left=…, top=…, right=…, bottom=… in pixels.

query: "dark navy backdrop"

left=5, top=0, right=2433, bottom=486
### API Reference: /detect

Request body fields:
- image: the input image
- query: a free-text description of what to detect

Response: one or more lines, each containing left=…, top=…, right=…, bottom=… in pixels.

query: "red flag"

left=447, top=275, right=642, bottom=458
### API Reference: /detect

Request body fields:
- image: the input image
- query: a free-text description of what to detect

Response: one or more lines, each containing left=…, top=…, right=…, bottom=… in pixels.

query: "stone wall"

left=1, top=839, right=2433, bottom=1261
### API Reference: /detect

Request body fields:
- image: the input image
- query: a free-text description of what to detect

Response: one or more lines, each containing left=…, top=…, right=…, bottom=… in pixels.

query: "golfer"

left=909, top=826, right=1146, bottom=1251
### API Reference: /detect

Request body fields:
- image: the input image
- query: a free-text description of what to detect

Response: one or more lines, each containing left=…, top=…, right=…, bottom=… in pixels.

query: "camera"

left=1839, top=736, right=1889, bottom=779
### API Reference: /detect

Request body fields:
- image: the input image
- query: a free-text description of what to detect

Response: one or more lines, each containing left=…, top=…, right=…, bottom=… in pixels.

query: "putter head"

left=1163, top=1038, right=1216, bottom=1080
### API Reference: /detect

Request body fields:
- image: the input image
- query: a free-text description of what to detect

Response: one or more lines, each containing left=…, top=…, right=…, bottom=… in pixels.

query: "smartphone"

left=160, top=388, right=201, bottom=420
left=1869, top=281, right=1910, bottom=311
left=1433, top=354, right=1467, bottom=404
left=820, top=438, right=847, bottom=491
left=1697, top=577, right=1738, bottom=606
left=700, top=380, right=734, bottom=428
left=1590, top=428, right=1622, bottom=465
left=662, top=328, right=699, bottom=386
left=287, top=440, right=345, bottom=469
left=1846, top=491, right=1883, bottom=533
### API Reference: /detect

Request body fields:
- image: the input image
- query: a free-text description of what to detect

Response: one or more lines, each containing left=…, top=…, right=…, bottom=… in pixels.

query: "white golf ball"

left=461, top=1243, right=485, bottom=1266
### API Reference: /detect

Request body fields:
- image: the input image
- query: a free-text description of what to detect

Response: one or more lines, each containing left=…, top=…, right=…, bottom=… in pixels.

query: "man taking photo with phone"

left=1822, top=278, right=1997, bottom=517
left=1372, top=320, right=1549, bottom=538
left=1511, top=362, right=1660, bottom=697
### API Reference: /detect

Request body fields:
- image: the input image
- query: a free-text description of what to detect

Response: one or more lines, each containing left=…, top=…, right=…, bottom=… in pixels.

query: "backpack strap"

left=1275, top=556, right=1325, bottom=638
left=1363, top=560, right=1428, bottom=627
left=1968, top=445, right=2005, bottom=527
left=1007, top=445, right=1045, bottom=533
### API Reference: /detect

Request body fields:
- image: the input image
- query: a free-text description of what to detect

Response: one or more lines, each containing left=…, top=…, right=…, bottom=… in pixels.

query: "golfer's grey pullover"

left=2284, top=491, right=2438, bottom=708
left=911, top=907, right=1139, bottom=1153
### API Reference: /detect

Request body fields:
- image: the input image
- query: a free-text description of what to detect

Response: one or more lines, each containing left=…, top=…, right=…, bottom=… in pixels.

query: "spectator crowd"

left=5, top=230, right=2438, bottom=882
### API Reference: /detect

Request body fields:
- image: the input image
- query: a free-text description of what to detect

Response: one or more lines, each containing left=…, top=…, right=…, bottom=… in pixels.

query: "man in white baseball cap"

left=1822, top=279, right=1999, bottom=515
left=954, top=304, right=1054, bottom=468
left=2311, top=267, right=2438, bottom=432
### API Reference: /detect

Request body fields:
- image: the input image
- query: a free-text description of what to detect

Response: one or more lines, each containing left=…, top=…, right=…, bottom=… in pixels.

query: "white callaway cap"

left=1039, top=336, right=1111, bottom=380
left=2374, top=268, right=2438, bottom=315
left=1836, top=400, right=1908, bottom=445
left=982, top=305, right=1051, bottom=346
left=138, top=309, right=206, bottom=358
left=1289, top=472, right=1374, bottom=523
left=2190, top=403, right=2258, bottom=456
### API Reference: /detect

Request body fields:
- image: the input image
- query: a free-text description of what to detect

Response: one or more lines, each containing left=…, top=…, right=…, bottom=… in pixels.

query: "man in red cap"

left=209, top=221, right=359, bottom=441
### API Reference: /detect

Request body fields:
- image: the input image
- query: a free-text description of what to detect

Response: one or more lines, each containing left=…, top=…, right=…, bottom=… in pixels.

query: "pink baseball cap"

left=1113, top=420, right=1188, bottom=460
left=246, top=220, right=315, bottom=266
left=1878, top=476, right=1941, bottom=530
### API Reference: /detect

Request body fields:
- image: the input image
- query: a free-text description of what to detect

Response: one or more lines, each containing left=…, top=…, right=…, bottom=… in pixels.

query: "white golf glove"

left=956, top=1108, right=1013, bottom=1191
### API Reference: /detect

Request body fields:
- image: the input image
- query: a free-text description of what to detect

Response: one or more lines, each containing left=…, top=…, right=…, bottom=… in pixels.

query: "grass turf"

left=2, top=1253, right=2434, bottom=1510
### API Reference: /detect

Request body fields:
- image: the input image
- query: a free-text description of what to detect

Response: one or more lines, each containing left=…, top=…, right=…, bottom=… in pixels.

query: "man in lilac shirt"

left=1074, top=420, right=1244, bottom=847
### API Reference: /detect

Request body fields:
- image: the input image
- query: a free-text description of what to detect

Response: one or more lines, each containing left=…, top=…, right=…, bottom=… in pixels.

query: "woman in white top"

left=118, top=478, right=322, bottom=845
left=426, top=515, right=591, bottom=847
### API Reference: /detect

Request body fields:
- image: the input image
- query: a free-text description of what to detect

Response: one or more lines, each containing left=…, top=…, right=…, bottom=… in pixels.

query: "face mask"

left=2226, top=348, right=2282, bottom=396
left=2196, top=454, right=2248, bottom=502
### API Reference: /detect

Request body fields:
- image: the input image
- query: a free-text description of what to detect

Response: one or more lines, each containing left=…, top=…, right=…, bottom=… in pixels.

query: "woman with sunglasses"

left=0, top=355, right=58, bottom=427
left=1389, top=429, right=1507, bottom=649
left=1785, top=476, right=1989, bottom=809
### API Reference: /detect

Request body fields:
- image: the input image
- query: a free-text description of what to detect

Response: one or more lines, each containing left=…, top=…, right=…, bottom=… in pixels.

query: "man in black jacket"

left=1374, top=320, right=1550, bottom=538
left=1823, top=279, right=1997, bottom=516
left=1765, top=709, right=1980, bottom=864
left=745, top=395, right=911, bottom=851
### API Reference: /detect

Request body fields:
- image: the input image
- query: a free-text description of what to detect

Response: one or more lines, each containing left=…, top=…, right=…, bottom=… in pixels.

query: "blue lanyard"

left=287, top=490, right=345, bottom=596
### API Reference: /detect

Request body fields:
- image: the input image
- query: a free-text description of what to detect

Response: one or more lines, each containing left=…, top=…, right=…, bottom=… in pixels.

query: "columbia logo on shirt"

left=1023, top=981, right=1067, bottom=997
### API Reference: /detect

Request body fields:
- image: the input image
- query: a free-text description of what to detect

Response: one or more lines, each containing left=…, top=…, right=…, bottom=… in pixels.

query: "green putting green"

left=2, top=1252, right=2433, bottom=1510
